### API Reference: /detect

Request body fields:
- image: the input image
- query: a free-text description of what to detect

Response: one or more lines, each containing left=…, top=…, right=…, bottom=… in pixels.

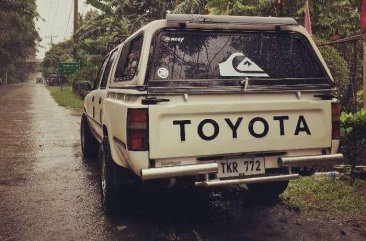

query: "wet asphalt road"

left=0, top=81, right=365, bottom=241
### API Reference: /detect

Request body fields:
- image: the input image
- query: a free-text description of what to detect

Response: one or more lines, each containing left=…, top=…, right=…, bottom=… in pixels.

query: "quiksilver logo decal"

left=219, top=53, right=269, bottom=77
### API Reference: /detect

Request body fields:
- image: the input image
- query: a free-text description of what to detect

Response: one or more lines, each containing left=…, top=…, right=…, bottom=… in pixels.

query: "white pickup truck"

left=80, top=14, right=344, bottom=214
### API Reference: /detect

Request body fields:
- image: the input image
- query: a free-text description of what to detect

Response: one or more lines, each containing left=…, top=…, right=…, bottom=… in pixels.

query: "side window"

left=94, top=56, right=109, bottom=89
left=115, top=34, right=143, bottom=82
left=100, top=50, right=118, bottom=89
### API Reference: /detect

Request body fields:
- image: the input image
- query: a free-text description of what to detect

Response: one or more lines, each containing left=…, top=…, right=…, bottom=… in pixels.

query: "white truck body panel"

left=148, top=93, right=331, bottom=159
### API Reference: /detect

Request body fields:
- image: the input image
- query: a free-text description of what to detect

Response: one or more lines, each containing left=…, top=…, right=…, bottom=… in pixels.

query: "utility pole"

left=74, top=0, right=78, bottom=33
left=45, top=35, right=58, bottom=46
left=73, top=0, right=79, bottom=60
left=45, top=35, right=58, bottom=74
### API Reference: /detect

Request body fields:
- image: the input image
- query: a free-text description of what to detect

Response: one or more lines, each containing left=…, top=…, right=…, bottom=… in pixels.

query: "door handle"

left=99, top=97, right=102, bottom=104
left=141, top=97, right=170, bottom=105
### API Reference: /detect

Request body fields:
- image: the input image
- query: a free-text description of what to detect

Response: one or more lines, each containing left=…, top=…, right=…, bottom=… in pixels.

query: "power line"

left=81, top=0, right=88, bottom=15
left=66, top=15, right=72, bottom=39
left=64, top=2, right=73, bottom=39
left=66, top=1, right=75, bottom=38
left=51, top=0, right=60, bottom=32
left=46, top=0, right=54, bottom=35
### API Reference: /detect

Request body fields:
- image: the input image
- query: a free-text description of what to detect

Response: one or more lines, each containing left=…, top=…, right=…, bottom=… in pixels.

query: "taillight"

left=127, top=109, right=148, bottom=151
left=331, top=102, right=340, bottom=139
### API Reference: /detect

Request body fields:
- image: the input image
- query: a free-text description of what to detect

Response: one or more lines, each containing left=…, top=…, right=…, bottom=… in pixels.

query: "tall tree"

left=0, top=0, right=40, bottom=82
left=205, top=0, right=361, bottom=39
left=173, top=0, right=207, bottom=13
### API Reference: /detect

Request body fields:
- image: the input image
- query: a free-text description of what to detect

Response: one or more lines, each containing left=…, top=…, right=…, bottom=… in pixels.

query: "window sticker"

left=162, top=36, right=184, bottom=43
left=157, top=67, right=169, bottom=79
left=219, top=53, right=269, bottom=77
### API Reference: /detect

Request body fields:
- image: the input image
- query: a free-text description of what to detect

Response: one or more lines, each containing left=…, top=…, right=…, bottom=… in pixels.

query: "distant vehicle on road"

left=36, top=77, right=43, bottom=84
left=46, top=74, right=58, bottom=86
left=80, top=14, right=344, bottom=214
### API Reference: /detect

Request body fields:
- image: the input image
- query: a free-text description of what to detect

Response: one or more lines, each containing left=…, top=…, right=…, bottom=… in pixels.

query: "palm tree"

left=205, top=0, right=283, bottom=16
left=206, top=0, right=231, bottom=15
left=172, top=0, right=207, bottom=14
left=86, top=0, right=113, bottom=14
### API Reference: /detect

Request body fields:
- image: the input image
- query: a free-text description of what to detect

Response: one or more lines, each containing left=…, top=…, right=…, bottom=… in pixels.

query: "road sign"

left=57, top=68, right=78, bottom=76
left=58, top=62, right=80, bottom=69
left=57, top=62, right=80, bottom=76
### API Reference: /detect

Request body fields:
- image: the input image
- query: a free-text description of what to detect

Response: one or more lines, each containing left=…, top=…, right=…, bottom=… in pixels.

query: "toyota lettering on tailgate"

left=173, top=115, right=311, bottom=141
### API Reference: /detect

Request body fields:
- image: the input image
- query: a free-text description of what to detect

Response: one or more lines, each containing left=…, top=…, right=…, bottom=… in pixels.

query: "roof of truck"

left=166, top=14, right=298, bottom=26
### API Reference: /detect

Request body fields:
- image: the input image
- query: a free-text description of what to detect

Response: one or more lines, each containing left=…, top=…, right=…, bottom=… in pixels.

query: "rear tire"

left=99, top=137, right=139, bottom=214
left=247, top=180, right=289, bottom=199
left=80, top=114, right=99, bottom=158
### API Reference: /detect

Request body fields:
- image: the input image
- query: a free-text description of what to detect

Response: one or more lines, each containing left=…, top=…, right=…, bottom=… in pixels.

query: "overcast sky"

left=36, top=0, right=93, bottom=59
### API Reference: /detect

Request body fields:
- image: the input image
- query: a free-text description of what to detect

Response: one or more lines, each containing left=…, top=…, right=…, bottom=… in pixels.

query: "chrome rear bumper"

left=278, top=153, right=345, bottom=167
left=141, top=153, right=345, bottom=186
left=195, top=174, right=299, bottom=187
left=141, top=163, right=218, bottom=180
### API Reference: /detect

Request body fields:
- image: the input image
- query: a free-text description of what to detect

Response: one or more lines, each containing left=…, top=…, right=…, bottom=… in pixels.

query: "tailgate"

left=148, top=94, right=331, bottom=159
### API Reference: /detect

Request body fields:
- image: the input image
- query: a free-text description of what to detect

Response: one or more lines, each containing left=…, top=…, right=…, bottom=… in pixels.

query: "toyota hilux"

left=80, top=14, right=344, bottom=213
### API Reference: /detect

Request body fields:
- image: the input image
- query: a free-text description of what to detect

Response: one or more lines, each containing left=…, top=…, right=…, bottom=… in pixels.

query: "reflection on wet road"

left=0, top=82, right=363, bottom=241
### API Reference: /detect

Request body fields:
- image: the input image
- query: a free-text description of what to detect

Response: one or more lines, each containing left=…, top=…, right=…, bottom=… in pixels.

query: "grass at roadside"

left=282, top=176, right=366, bottom=217
left=48, top=85, right=84, bottom=108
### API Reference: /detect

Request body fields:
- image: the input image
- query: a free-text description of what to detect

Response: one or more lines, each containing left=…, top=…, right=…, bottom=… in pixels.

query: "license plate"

left=216, top=157, right=265, bottom=178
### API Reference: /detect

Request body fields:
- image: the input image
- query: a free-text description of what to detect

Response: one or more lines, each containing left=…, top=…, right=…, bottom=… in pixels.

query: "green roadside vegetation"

left=283, top=176, right=366, bottom=218
left=48, top=86, right=84, bottom=108
left=1, top=1, right=40, bottom=83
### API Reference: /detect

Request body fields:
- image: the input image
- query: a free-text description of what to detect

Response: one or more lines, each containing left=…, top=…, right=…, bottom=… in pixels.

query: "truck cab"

left=80, top=14, right=344, bottom=214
